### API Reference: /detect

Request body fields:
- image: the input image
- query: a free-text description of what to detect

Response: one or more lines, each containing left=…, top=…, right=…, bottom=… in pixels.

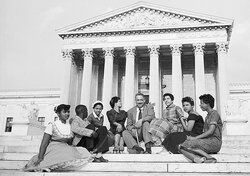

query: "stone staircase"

left=0, top=135, right=250, bottom=175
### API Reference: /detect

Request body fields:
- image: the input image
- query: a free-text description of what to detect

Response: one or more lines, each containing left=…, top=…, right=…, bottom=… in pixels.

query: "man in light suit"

left=122, top=93, right=155, bottom=154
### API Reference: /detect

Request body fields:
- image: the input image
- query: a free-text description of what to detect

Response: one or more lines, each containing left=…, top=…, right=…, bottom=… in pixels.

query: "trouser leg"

left=95, top=126, right=109, bottom=153
left=122, top=130, right=137, bottom=149
left=77, top=124, right=95, bottom=151
left=142, top=122, right=152, bottom=144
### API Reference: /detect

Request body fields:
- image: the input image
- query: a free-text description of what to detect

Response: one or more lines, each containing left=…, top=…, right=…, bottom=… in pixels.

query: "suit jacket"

left=126, top=104, right=155, bottom=131
left=70, top=116, right=93, bottom=146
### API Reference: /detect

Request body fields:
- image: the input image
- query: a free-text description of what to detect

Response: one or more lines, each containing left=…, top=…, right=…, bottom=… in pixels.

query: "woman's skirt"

left=23, top=141, right=92, bottom=172
left=149, top=119, right=173, bottom=139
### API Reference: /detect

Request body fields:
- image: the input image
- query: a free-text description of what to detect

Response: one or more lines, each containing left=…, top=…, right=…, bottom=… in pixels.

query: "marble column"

left=69, top=61, right=78, bottom=109
left=194, top=43, right=206, bottom=115
left=60, top=49, right=73, bottom=104
left=102, top=47, right=114, bottom=128
left=216, top=42, right=229, bottom=121
left=76, top=66, right=83, bottom=105
left=149, top=45, right=160, bottom=118
left=123, top=46, right=135, bottom=111
left=80, top=48, right=93, bottom=108
left=171, top=44, right=183, bottom=107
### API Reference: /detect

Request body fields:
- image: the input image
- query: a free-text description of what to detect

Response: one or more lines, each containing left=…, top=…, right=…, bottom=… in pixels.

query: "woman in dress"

left=179, top=94, right=223, bottom=163
left=161, top=97, right=204, bottom=154
left=107, top=96, right=127, bottom=153
left=23, top=104, right=92, bottom=172
left=149, top=93, right=184, bottom=145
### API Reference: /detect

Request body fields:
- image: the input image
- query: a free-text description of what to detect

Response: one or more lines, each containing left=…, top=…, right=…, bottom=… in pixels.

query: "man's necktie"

left=138, top=108, right=142, bottom=120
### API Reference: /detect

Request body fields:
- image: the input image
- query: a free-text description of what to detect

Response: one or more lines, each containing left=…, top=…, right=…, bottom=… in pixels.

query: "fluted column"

left=149, top=45, right=160, bottom=118
left=123, top=46, right=135, bottom=111
left=80, top=48, right=93, bottom=108
left=194, top=43, right=206, bottom=115
left=171, top=44, right=183, bottom=107
left=102, top=47, right=114, bottom=128
left=60, top=49, right=73, bottom=104
left=216, top=42, right=229, bottom=121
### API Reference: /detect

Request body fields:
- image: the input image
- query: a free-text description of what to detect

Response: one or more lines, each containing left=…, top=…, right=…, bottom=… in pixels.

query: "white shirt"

left=136, top=107, right=143, bottom=122
left=93, top=111, right=103, bottom=121
left=44, top=120, right=71, bottom=136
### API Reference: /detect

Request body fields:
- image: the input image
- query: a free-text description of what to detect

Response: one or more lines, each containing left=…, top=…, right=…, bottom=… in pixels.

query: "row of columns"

left=60, top=42, right=228, bottom=121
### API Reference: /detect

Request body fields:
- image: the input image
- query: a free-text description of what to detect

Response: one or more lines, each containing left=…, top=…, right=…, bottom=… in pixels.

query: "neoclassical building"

left=57, top=2, right=233, bottom=125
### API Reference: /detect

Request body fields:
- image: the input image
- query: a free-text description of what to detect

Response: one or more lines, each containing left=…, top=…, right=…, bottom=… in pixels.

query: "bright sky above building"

left=0, top=0, right=249, bottom=90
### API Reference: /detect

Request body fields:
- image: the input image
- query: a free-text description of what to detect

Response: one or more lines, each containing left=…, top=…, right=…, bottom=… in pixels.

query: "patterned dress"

left=23, top=120, right=92, bottom=172
left=181, top=110, right=223, bottom=154
left=149, top=104, right=184, bottom=141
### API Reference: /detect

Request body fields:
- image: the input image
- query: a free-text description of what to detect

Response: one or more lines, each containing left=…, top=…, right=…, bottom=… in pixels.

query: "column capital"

left=170, top=44, right=182, bottom=55
left=148, top=45, right=160, bottom=56
left=124, top=46, right=135, bottom=57
left=216, top=42, right=228, bottom=54
left=81, top=48, right=93, bottom=59
left=193, top=43, right=205, bottom=55
left=103, top=47, right=114, bottom=57
left=61, top=49, right=73, bottom=60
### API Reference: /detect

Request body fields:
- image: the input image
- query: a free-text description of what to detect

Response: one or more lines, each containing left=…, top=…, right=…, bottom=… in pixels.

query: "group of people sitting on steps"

left=23, top=92, right=222, bottom=172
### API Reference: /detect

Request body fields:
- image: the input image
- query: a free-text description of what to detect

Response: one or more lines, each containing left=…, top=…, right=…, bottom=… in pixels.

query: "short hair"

left=54, top=104, right=70, bottom=113
left=135, top=92, right=145, bottom=99
left=93, top=101, right=103, bottom=109
left=75, top=105, right=88, bottom=119
left=199, top=94, right=215, bottom=108
left=110, top=96, right=120, bottom=108
left=182, top=97, right=194, bottom=106
left=163, top=93, right=174, bottom=101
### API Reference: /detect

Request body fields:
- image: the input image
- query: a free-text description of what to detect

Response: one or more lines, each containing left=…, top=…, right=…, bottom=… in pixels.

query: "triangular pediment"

left=57, top=2, right=233, bottom=34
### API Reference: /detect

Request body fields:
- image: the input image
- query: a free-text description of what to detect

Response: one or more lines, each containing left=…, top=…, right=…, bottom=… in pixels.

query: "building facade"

left=0, top=89, right=60, bottom=136
left=0, top=84, right=249, bottom=136
left=1, top=2, right=241, bottom=136
left=57, top=2, right=233, bottom=126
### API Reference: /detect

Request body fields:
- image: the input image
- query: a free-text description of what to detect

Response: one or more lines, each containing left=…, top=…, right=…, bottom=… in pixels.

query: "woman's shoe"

left=193, top=156, right=206, bottom=163
left=113, top=146, right=119, bottom=154
left=204, top=157, right=217, bottom=163
left=92, top=157, right=101, bottom=163
left=99, top=156, right=109, bottom=162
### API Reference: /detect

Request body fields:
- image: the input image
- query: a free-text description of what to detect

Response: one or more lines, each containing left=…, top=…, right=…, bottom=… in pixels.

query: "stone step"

left=0, top=161, right=250, bottom=173
left=1, top=153, right=250, bottom=163
left=1, top=135, right=250, bottom=142
left=1, top=170, right=249, bottom=176
left=2, top=145, right=250, bottom=155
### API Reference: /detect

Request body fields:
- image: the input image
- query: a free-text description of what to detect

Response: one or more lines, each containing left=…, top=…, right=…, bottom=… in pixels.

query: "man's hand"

left=91, top=131, right=98, bottom=138
left=135, top=119, right=143, bottom=128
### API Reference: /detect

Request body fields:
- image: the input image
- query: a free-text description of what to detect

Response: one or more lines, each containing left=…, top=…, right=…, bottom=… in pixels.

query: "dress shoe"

left=98, top=156, right=108, bottom=162
left=132, top=145, right=144, bottom=154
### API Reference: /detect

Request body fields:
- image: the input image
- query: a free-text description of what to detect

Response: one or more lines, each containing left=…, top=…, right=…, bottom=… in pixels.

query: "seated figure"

left=71, top=104, right=108, bottom=162
left=107, top=96, right=127, bottom=153
left=179, top=94, right=222, bottom=163
left=23, top=104, right=92, bottom=172
left=149, top=93, right=184, bottom=145
left=122, top=93, right=155, bottom=154
left=161, top=97, right=204, bottom=154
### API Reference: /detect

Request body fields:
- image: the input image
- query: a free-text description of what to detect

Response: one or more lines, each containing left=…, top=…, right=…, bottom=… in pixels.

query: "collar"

left=166, top=103, right=175, bottom=109
left=137, top=106, right=144, bottom=111
left=76, top=115, right=88, bottom=121
left=93, top=111, right=103, bottom=120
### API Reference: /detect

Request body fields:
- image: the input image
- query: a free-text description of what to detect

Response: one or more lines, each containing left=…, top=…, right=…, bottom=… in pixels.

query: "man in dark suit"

left=122, top=93, right=155, bottom=154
